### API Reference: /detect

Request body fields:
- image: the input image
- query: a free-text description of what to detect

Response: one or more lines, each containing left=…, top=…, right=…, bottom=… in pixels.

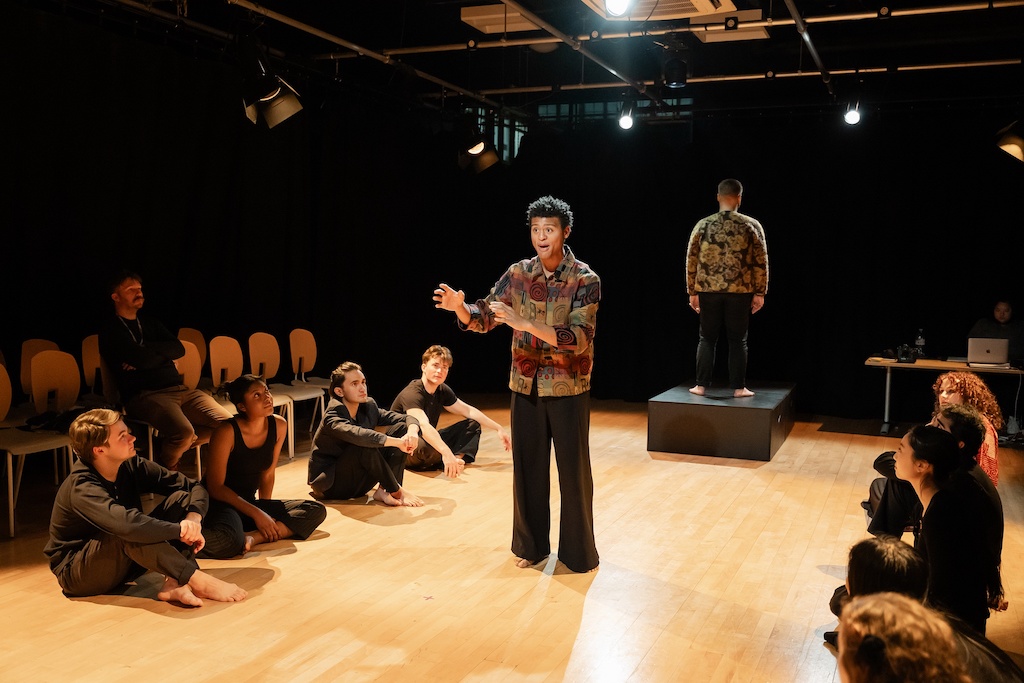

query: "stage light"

left=844, top=102, right=861, bottom=125
left=997, top=121, right=1024, bottom=162
left=606, top=0, right=633, bottom=17
left=239, top=36, right=303, bottom=129
left=618, top=99, right=636, bottom=130
left=663, top=53, right=687, bottom=89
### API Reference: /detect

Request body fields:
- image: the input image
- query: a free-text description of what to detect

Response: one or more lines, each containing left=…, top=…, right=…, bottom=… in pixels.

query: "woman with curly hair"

left=838, top=592, right=972, bottom=683
left=933, top=371, right=1002, bottom=485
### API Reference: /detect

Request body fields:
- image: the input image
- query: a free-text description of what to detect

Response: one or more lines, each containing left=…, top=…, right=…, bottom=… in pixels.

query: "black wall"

left=5, top=4, right=1024, bottom=421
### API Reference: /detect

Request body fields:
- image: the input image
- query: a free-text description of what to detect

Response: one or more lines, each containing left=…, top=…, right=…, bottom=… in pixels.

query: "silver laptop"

left=967, top=337, right=1010, bottom=367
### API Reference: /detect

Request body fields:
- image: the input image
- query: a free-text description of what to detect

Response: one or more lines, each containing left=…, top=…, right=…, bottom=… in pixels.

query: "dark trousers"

left=55, top=491, right=199, bottom=597
left=307, top=445, right=406, bottom=500
left=866, top=451, right=922, bottom=541
left=510, top=388, right=598, bottom=573
left=200, top=498, right=328, bottom=559
left=400, top=419, right=482, bottom=468
left=695, top=292, right=754, bottom=390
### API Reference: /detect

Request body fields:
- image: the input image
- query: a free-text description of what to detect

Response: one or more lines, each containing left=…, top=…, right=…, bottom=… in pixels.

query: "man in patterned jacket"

left=433, top=195, right=600, bottom=574
left=686, top=178, right=769, bottom=398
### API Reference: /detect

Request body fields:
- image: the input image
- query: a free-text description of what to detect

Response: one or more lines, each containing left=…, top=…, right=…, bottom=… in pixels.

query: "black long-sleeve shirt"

left=311, top=398, right=419, bottom=458
left=99, top=314, right=185, bottom=402
left=44, top=457, right=209, bottom=576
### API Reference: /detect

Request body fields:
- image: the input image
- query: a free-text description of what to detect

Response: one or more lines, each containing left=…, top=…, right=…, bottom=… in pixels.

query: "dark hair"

left=223, top=373, right=266, bottom=406
left=526, top=195, right=573, bottom=230
left=330, top=361, right=362, bottom=396
left=907, top=425, right=960, bottom=485
left=108, top=269, right=142, bottom=295
left=717, top=178, right=743, bottom=196
left=847, top=536, right=928, bottom=602
left=936, top=403, right=985, bottom=467
left=422, top=345, right=453, bottom=367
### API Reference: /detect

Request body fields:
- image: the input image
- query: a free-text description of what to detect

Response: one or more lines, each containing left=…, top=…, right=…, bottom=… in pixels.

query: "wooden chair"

left=177, top=327, right=212, bottom=391
left=249, top=332, right=325, bottom=434
left=288, top=328, right=332, bottom=389
left=20, top=339, right=59, bottom=398
left=210, top=336, right=294, bottom=459
left=0, top=358, right=74, bottom=537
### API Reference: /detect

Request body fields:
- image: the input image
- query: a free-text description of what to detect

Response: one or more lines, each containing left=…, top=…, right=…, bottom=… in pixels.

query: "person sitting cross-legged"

left=199, top=375, right=327, bottom=559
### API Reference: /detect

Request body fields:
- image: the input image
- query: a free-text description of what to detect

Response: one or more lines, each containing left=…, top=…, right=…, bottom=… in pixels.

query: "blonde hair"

left=839, top=593, right=972, bottom=683
left=68, top=408, right=122, bottom=462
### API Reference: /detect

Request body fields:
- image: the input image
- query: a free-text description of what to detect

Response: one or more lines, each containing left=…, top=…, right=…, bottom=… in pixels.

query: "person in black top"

left=389, top=345, right=511, bottom=479
left=44, top=409, right=246, bottom=607
left=99, top=271, right=231, bottom=469
left=307, top=362, right=423, bottom=506
left=894, top=425, right=1003, bottom=634
left=200, top=375, right=326, bottom=559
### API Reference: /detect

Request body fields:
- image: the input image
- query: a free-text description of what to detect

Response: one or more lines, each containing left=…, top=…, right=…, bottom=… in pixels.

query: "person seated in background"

left=866, top=370, right=1001, bottom=540
left=99, top=270, right=232, bottom=469
left=969, top=298, right=1024, bottom=362
left=827, top=536, right=1023, bottom=682
left=893, top=425, right=1002, bottom=634
left=838, top=592, right=973, bottom=683
left=199, top=375, right=327, bottom=559
left=389, top=345, right=512, bottom=479
left=307, top=362, right=424, bottom=507
left=45, top=409, right=246, bottom=607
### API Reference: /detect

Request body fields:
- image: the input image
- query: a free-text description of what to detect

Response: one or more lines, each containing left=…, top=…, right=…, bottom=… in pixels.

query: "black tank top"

left=225, top=416, right=277, bottom=502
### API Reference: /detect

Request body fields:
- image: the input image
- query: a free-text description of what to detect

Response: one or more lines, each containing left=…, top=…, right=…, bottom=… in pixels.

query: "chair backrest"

left=0, top=364, right=12, bottom=421
left=31, top=350, right=81, bottom=414
left=248, top=332, right=282, bottom=380
left=208, top=336, right=244, bottom=388
left=178, top=327, right=207, bottom=369
left=21, top=339, right=59, bottom=396
left=81, top=334, right=102, bottom=392
left=176, top=340, right=203, bottom=391
left=289, top=328, right=318, bottom=378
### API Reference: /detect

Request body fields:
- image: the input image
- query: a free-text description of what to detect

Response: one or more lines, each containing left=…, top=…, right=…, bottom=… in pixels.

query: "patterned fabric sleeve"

left=977, top=418, right=999, bottom=486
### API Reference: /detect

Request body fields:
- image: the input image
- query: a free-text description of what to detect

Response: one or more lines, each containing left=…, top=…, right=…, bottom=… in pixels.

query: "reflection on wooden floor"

left=2, top=397, right=1022, bottom=682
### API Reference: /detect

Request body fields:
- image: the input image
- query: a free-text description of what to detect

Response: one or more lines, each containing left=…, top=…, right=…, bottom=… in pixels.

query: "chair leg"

left=6, top=452, right=13, bottom=538
left=195, top=443, right=204, bottom=481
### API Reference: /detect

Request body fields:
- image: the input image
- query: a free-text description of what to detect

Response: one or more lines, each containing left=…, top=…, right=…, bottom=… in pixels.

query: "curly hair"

left=839, top=593, right=971, bottom=683
left=526, top=195, right=573, bottom=229
left=932, top=371, right=1003, bottom=430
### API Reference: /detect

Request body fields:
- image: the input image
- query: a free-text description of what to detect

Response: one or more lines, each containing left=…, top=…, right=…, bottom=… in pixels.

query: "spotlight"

left=457, top=122, right=500, bottom=173
left=663, top=53, right=687, bottom=89
left=239, top=36, right=302, bottom=129
left=997, top=121, right=1024, bottom=162
left=618, top=99, right=636, bottom=130
left=606, top=0, right=633, bottom=17
left=844, top=102, right=861, bottom=125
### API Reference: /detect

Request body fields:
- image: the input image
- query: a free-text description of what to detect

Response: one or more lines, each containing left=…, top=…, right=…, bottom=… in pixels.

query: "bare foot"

left=188, top=570, right=247, bottom=602
left=157, top=575, right=204, bottom=607
left=372, top=487, right=403, bottom=506
left=514, top=556, right=546, bottom=568
left=243, top=535, right=256, bottom=553
left=399, top=490, right=424, bottom=507
left=689, top=385, right=705, bottom=396
left=733, top=388, right=755, bottom=398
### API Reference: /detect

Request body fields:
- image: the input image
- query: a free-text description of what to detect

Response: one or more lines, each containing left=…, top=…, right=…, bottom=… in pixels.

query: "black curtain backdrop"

left=5, top=4, right=1024, bottom=422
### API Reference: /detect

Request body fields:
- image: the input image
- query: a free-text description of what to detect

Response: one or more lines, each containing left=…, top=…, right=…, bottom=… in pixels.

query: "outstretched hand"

left=433, top=283, right=465, bottom=311
left=497, top=427, right=512, bottom=452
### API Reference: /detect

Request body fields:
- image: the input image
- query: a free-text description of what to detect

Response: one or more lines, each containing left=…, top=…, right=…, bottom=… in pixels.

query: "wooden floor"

left=3, top=397, right=1023, bottom=682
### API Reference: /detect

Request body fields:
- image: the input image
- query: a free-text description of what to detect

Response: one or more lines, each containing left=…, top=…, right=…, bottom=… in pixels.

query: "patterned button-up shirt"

left=464, top=246, right=600, bottom=397
left=686, top=210, right=768, bottom=295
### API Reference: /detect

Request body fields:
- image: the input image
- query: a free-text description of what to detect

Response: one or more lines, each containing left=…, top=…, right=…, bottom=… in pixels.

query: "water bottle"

left=915, top=329, right=926, bottom=358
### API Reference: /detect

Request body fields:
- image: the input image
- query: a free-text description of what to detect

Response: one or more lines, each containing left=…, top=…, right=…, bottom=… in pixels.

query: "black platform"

left=647, top=384, right=795, bottom=461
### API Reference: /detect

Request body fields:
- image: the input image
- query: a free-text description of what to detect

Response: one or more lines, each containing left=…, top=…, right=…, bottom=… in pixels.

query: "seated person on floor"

left=389, top=345, right=511, bottom=479
left=99, top=270, right=232, bottom=469
left=827, top=536, right=1022, bottom=682
left=969, top=298, right=1024, bottom=362
left=839, top=593, right=973, bottom=683
left=199, top=375, right=327, bottom=559
left=866, top=370, right=1001, bottom=539
left=44, top=409, right=246, bottom=607
left=307, top=362, right=423, bottom=507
